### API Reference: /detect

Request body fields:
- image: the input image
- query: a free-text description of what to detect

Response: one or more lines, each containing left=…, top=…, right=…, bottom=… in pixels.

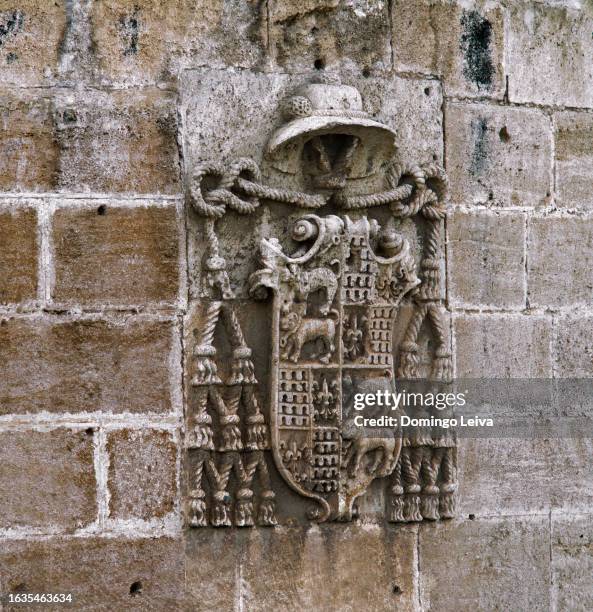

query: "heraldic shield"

left=249, top=213, right=420, bottom=521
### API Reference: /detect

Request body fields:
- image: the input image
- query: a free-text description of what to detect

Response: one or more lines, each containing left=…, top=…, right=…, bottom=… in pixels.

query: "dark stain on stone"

left=120, top=6, right=140, bottom=57
left=460, top=10, right=494, bottom=90
left=470, top=117, right=489, bottom=176
left=0, top=10, right=24, bottom=48
left=6, top=51, right=17, bottom=63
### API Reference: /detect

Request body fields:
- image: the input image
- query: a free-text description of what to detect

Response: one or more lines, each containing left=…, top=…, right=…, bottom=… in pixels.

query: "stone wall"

left=0, top=1, right=592, bottom=611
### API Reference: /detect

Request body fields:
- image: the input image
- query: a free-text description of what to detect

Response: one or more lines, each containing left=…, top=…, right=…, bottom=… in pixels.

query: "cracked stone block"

left=0, top=204, right=38, bottom=305
left=508, top=2, right=593, bottom=108
left=458, top=437, right=593, bottom=517
left=555, top=111, right=593, bottom=209
left=186, top=524, right=418, bottom=611
left=0, top=90, right=58, bottom=192
left=0, top=317, right=179, bottom=415
left=551, top=513, right=593, bottom=612
left=454, top=314, right=553, bottom=378
left=445, top=102, right=553, bottom=207
left=419, top=517, right=551, bottom=611
left=51, top=204, right=180, bottom=308
left=91, top=0, right=264, bottom=84
left=555, top=315, right=593, bottom=377
left=0, top=537, right=185, bottom=610
left=268, top=0, right=391, bottom=73
left=392, top=0, right=505, bottom=98
left=107, top=429, right=178, bottom=521
left=527, top=216, right=593, bottom=308
left=0, top=1, right=66, bottom=86
left=54, top=88, right=180, bottom=194
left=0, top=429, right=96, bottom=530
left=448, top=209, right=526, bottom=309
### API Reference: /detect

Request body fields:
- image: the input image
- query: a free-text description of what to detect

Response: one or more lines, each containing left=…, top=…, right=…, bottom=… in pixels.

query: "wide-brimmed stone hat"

left=266, top=78, right=397, bottom=180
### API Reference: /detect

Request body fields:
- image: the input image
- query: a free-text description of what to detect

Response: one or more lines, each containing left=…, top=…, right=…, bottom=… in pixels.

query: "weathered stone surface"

left=551, top=513, right=593, bottom=612
left=268, top=0, right=391, bottom=73
left=182, top=68, right=442, bottom=185
left=393, top=0, right=505, bottom=98
left=458, top=437, right=593, bottom=517
left=508, top=3, right=593, bottom=108
left=186, top=524, right=418, bottom=611
left=0, top=204, right=38, bottom=305
left=419, top=517, right=551, bottom=611
left=527, top=216, right=593, bottom=308
left=445, top=102, right=553, bottom=207
left=555, top=111, right=593, bottom=209
left=555, top=315, right=593, bottom=377
left=107, top=429, right=177, bottom=520
left=51, top=204, right=180, bottom=308
left=0, top=429, right=95, bottom=530
left=454, top=314, right=552, bottom=377
left=91, top=0, right=264, bottom=84
left=54, top=89, right=180, bottom=194
left=448, top=210, right=526, bottom=309
left=0, top=1, right=66, bottom=86
left=0, top=537, right=184, bottom=611
left=0, top=317, right=179, bottom=415
left=0, top=91, right=58, bottom=192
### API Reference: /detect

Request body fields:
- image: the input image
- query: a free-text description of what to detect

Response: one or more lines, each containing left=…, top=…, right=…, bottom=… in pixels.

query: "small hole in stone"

left=97, top=205, right=106, bottom=215
left=362, top=67, right=371, bottom=78
left=469, top=513, right=476, bottom=520
left=393, top=585, right=402, bottom=595
left=499, top=126, right=510, bottom=143
left=130, top=581, right=142, bottom=597
left=432, top=154, right=438, bottom=161
left=424, top=87, right=431, bottom=96
left=85, top=427, right=94, bottom=436
left=314, top=58, right=325, bottom=70
left=580, top=534, right=584, bottom=538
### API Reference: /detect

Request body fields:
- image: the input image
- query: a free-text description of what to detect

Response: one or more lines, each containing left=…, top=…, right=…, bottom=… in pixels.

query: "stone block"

left=54, top=89, right=180, bottom=194
left=0, top=1, right=66, bottom=86
left=393, top=0, right=505, bottom=98
left=508, top=3, right=593, bottom=108
left=0, top=537, right=184, bottom=611
left=419, top=517, right=551, bottom=611
left=458, top=437, right=593, bottom=517
left=268, top=0, right=391, bottom=73
left=0, top=90, right=58, bottom=192
left=51, top=204, right=180, bottom=308
left=0, top=316, right=179, bottom=415
left=551, top=513, right=593, bottom=612
left=527, top=216, right=593, bottom=308
left=186, top=524, right=418, bottom=611
left=555, top=314, right=593, bottom=377
left=454, top=314, right=553, bottom=378
left=555, top=111, right=593, bottom=209
left=445, top=102, right=553, bottom=207
left=448, top=209, right=526, bottom=309
left=0, top=429, right=95, bottom=530
left=107, top=429, right=177, bottom=521
left=91, top=0, right=264, bottom=84
left=0, top=204, right=38, bottom=305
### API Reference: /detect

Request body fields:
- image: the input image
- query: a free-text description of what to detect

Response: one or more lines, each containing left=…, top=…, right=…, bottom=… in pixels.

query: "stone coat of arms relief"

left=186, top=75, right=457, bottom=527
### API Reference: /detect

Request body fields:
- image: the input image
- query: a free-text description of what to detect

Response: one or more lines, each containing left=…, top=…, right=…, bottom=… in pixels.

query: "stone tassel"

left=189, top=453, right=208, bottom=527
left=387, top=456, right=406, bottom=523
left=401, top=446, right=423, bottom=522
left=439, top=448, right=457, bottom=519
left=420, top=447, right=440, bottom=521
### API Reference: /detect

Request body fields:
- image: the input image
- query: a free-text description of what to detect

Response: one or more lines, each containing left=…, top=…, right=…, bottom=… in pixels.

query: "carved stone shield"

left=250, top=213, right=420, bottom=521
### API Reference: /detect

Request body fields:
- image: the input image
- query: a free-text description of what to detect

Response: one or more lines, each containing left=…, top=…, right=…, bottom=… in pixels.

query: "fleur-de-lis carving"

left=312, top=377, right=339, bottom=420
